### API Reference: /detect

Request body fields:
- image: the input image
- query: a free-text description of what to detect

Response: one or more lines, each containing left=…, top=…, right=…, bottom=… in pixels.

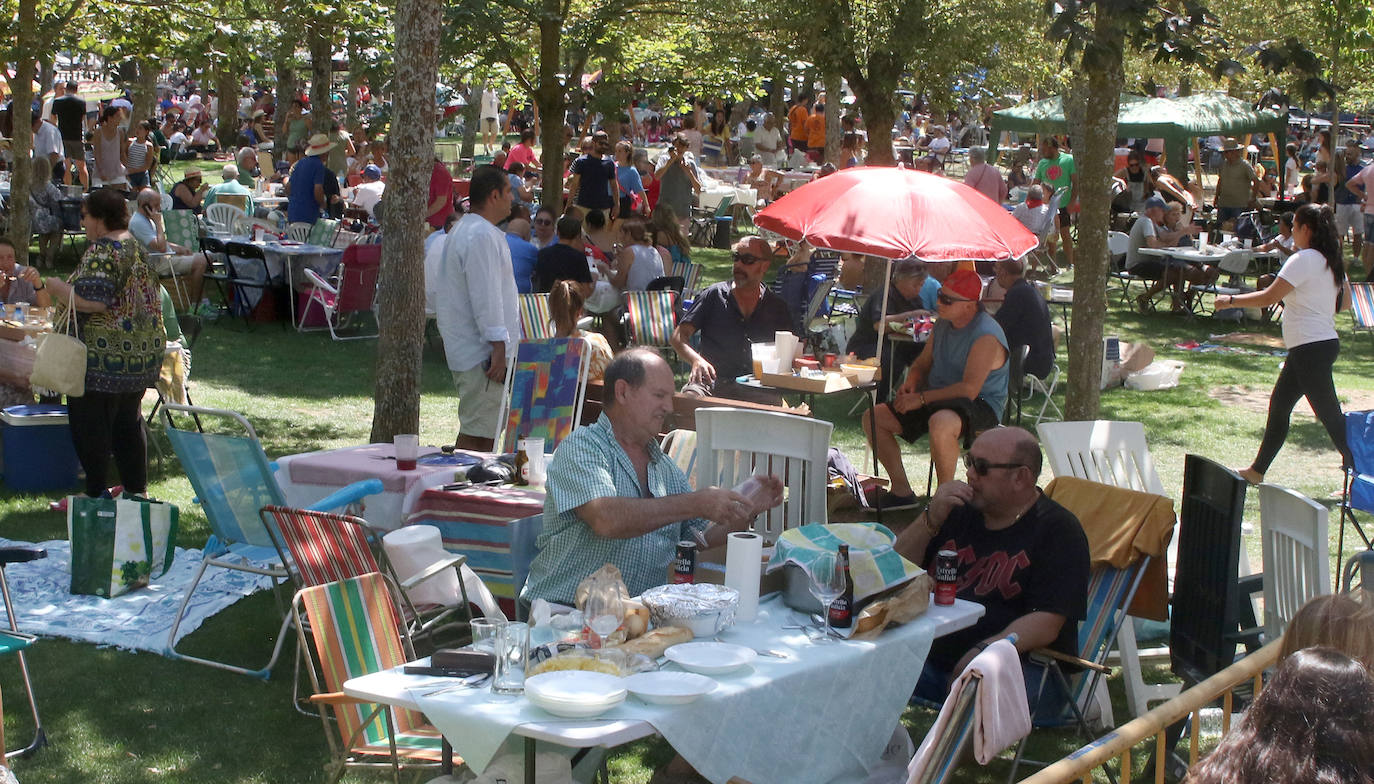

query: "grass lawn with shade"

left=0, top=240, right=1368, bottom=782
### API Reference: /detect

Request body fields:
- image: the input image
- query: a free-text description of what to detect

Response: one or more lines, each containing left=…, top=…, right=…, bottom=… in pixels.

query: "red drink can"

left=823, top=353, right=838, bottom=369
left=671, top=541, right=697, bottom=584
left=934, top=549, right=958, bottom=606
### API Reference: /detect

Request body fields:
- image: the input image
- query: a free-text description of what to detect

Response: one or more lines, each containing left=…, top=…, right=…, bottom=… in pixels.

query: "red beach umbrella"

left=754, top=166, right=1037, bottom=261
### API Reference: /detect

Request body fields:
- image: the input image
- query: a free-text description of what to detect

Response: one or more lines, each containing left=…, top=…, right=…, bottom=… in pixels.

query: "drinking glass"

left=492, top=621, right=529, bottom=695
left=807, top=550, right=845, bottom=642
left=470, top=617, right=503, bottom=654
left=583, top=590, right=625, bottom=648
left=394, top=434, right=419, bottom=471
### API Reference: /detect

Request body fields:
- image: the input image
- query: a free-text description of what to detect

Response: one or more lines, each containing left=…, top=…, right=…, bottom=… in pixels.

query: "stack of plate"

left=524, top=671, right=627, bottom=718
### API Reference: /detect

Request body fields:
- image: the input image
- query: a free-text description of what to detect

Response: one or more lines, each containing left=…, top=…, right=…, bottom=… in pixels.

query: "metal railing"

left=1018, top=639, right=1282, bottom=784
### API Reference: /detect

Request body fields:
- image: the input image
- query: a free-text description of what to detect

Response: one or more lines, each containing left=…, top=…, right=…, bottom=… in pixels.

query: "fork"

left=416, top=673, right=490, bottom=696
left=713, top=636, right=790, bottom=659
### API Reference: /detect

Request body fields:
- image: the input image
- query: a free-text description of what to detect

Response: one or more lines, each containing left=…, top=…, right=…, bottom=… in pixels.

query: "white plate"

left=624, top=671, right=718, bottom=705
left=525, top=671, right=627, bottom=718
left=663, top=642, right=758, bottom=675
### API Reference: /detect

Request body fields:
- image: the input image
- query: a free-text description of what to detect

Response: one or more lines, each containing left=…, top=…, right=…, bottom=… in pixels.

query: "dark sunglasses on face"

left=534, top=218, right=553, bottom=225
left=733, top=253, right=766, bottom=265
left=937, top=292, right=967, bottom=306
left=963, top=453, right=1024, bottom=476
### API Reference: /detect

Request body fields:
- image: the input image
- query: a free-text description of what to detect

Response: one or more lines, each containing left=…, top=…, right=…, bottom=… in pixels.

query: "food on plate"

left=527, top=651, right=624, bottom=677
left=623, top=599, right=649, bottom=639
left=613, top=625, right=694, bottom=659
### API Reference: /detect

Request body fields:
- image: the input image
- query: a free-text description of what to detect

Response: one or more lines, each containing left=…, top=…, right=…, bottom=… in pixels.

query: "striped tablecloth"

left=403, top=484, right=545, bottom=617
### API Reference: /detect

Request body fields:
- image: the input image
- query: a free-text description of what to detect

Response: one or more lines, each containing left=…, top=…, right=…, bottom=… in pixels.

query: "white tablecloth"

left=274, top=443, right=461, bottom=530
left=347, top=594, right=983, bottom=783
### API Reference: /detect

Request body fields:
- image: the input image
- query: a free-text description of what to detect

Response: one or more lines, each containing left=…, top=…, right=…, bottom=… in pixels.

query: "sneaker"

left=873, top=491, right=920, bottom=511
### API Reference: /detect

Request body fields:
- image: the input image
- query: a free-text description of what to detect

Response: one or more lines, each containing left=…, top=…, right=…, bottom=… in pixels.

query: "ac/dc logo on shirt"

left=940, top=541, right=1029, bottom=601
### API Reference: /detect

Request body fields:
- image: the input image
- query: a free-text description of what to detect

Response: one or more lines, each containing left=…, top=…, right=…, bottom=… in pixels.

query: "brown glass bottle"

left=829, top=545, right=854, bottom=629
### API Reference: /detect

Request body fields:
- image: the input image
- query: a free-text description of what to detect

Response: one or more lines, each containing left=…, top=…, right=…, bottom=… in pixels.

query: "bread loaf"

left=613, top=625, right=693, bottom=658
left=623, top=600, right=650, bottom=639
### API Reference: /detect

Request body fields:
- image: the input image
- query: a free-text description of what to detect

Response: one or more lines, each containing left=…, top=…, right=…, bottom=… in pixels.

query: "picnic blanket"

left=1174, top=339, right=1286, bottom=358
left=1208, top=331, right=1286, bottom=350
left=0, top=538, right=277, bottom=653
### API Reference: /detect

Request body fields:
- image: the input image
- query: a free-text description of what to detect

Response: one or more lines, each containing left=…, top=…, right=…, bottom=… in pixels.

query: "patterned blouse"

left=59, top=236, right=164, bottom=394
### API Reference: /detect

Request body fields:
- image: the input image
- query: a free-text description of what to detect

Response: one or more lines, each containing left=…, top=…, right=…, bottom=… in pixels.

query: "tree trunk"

left=536, top=0, right=567, bottom=214
left=308, top=21, right=333, bottom=133
left=849, top=74, right=896, bottom=167
left=216, top=65, right=238, bottom=146
left=369, top=0, right=440, bottom=443
left=345, top=32, right=361, bottom=136
left=8, top=0, right=37, bottom=263
left=39, top=58, right=54, bottom=97
left=460, top=86, right=481, bottom=160
left=276, top=52, right=297, bottom=113
left=768, top=73, right=785, bottom=125
left=1062, top=12, right=1125, bottom=421
left=132, top=56, right=157, bottom=126
left=823, top=72, right=841, bottom=165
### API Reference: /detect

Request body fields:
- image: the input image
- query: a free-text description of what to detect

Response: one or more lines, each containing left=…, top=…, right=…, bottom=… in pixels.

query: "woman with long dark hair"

left=1183, top=647, right=1374, bottom=784
left=549, top=280, right=613, bottom=382
left=1216, top=204, right=1353, bottom=484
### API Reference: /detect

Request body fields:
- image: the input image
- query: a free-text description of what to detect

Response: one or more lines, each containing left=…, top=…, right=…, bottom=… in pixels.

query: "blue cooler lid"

left=1, top=404, right=70, bottom=427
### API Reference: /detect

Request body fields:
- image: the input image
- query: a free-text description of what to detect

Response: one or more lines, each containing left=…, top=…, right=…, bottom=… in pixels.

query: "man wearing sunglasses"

left=894, top=427, right=1089, bottom=716
left=671, top=236, right=794, bottom=404
left=863, top=268, right=1009, bottom=509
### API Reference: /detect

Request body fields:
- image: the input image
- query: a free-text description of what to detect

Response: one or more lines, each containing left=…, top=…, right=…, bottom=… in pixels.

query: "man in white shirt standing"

left=480, top=85, right=501, bottom=153
left=435, top=164, right=518, bottom=451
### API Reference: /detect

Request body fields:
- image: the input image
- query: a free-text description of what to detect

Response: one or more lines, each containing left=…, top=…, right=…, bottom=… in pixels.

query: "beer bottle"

left=829, top=544, right=855, bottom=629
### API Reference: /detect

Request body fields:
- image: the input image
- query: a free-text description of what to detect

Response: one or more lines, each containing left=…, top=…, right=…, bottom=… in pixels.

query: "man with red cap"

left=863, top=268, right=1009, bottom=509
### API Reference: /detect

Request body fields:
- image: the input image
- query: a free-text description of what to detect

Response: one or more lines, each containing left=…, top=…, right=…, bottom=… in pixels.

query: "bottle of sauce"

left=829, top=544, right=854, bottom=629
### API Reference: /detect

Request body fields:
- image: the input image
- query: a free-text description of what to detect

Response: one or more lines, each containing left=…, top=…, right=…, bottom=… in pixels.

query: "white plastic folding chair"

left=1256, top=483, right=1330, bottom=640
left=1037, top=420, right=1177, bottom=720
left=205, top=202, right=247, bottom=233
left=286, top=222, right=312, bottom=243
left=694, top=407, right=833, bottom=544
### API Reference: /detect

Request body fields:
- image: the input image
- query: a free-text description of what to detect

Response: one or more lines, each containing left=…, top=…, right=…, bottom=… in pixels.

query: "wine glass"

left=807, top=550, right=845, bottom=642
left=583, top=590, right=624, bottom=648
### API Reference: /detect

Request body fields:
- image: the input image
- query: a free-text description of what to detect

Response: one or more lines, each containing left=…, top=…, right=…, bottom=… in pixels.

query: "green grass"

left=0, top=243, right=1369, bottom=782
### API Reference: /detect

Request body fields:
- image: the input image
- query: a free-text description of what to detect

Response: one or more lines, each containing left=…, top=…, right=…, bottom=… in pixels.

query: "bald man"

left=895, top=427, right=1090, bottom=718
left=128, top=189, right=209, bottom=307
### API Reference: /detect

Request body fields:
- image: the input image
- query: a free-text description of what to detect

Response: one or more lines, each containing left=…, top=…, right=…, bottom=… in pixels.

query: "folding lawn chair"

left=495, top=338, right=591, bottom=455
left=293, top=572, right=455, bottom=784
left=160, top=404, right=383, bottom=678
left=517, top=293, right=554, bottom=340
left=1349, top=281, right=1374, bottom=347
left=623, top=289, right=678, bottom=349
left=0, top=547, right=48, bottom=760
left=1340, top=410, right=1374, bottom=566
left=300, top=242, right=382, bottom=339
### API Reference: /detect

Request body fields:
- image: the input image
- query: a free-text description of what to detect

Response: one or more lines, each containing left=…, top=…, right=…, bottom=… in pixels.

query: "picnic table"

left=344, top=593, right=984, bottom=784
left=223, top=236, right=343, bottom=325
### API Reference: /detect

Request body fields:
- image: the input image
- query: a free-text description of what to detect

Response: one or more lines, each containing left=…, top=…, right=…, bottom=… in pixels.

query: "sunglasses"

left=937, top=292, right=968, bottom=306
left=963, top=453, right=1025, bottom=476
left=534, top=218, right=553, bottom=225
left=733, top=253, right=767, bottom=265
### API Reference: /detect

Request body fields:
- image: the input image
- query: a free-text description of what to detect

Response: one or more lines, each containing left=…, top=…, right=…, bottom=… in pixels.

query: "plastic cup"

left=492, top=621, right=530, bottom=695
left=470, top=617, right=503, bottom=654
left=394, top=434, right=419, bottom=471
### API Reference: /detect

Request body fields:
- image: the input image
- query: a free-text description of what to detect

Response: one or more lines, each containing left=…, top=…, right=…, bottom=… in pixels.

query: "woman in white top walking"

left=1216, top=203, right=1354, bottom=484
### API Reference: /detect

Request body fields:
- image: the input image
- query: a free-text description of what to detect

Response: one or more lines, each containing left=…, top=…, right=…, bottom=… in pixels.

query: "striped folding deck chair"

left=669, top=258, right=704, bottom=298
left=1005, top=557, right=1149, bottom=782
left=496, top=338, right=591, bottom=455
left=293, top=573, right=453, bottom=784
left=261, top=505, right=492, bottom=643
left=660, top=429, right=699, bottom=489
left=1350, top=282, right=1374, bottom=347
left=624, top=289, right=679, bottom=349
left=908, top=672, right=981, bottom=784
left=518, top=293, right=554, bottom=340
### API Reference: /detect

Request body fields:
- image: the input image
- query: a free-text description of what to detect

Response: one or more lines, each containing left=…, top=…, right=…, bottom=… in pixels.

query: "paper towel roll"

left=383, top=525, right=460, bottom=607
left=724, top=531, right=764, bottom=622
left=774, top=331, right=798, bottom=368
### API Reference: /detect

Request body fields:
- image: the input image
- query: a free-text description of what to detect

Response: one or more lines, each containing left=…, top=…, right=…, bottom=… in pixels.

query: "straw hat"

left=184, top=167, right=203, bottom=179
left=305, top=133, right=336, bottom=156
left=1220, top=138, right=1243, bottom=152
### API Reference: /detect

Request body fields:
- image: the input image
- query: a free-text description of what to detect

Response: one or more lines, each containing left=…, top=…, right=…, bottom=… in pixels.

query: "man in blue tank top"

left=863, top=268, right=1009, bottom=509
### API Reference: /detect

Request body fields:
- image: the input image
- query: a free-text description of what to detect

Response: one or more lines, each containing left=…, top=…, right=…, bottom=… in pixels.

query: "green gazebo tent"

left=988, top=92, right=1289, bottom=181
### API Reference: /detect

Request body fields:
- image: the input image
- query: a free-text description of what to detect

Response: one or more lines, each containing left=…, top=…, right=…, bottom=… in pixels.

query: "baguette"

left=613, top=625, right=693, bottom=658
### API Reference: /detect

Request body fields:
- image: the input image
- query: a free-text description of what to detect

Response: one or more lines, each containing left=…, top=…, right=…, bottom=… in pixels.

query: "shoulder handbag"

left=29, top=288, right=87, bottom=398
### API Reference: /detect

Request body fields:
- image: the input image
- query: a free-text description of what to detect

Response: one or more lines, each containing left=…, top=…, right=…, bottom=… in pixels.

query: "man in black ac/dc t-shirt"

left=894, top=426, right=1089, bottom=720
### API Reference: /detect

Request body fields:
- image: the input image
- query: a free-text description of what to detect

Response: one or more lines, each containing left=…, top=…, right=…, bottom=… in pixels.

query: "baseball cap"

left=1143, top=195, right=1167, bottom=211
left=941, top=269, right=983, bottom=302
left=363, top=164, right=382, bottom=180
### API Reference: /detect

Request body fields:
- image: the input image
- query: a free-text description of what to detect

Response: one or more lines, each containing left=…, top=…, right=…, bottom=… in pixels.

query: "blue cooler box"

left=1, top=404, right=82, bottom=492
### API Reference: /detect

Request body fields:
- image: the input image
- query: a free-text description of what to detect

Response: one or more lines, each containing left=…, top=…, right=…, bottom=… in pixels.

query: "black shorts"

left=1129, top=259, right=1167, bottom=280
left=1056, top=207, right=1070, bottom=223
left=791, top=139, right=808, bottom=153
left=889, top=397, right=1000, bottom=446
left=62, top=139, right=84, bottom=160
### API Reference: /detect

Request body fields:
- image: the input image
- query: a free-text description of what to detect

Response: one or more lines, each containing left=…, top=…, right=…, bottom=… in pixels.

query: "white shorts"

left=151, top=253, right=200, bottom=276
left=1336, top=203, right=1363, bottom=237
left=452, top=364, right=505, bottom=440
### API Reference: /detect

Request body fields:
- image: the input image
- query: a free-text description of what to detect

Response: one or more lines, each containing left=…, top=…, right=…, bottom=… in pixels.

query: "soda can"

left=823, top=353, right=838, bottom=369
left=934, top=549, right=958, bottom=606
left=671, top=540, right=697, bottom=584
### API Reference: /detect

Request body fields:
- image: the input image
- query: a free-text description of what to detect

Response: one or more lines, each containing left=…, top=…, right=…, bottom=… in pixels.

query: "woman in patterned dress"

left=42, top=188, right=163, bottom=498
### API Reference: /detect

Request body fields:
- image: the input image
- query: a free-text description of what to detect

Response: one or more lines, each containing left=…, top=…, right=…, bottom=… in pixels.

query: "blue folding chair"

left=160, top=404, right=382, bottom=678
left=0, top=547, right=47, bottom=760
left=1340, top=410, right=1374, bottom=567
